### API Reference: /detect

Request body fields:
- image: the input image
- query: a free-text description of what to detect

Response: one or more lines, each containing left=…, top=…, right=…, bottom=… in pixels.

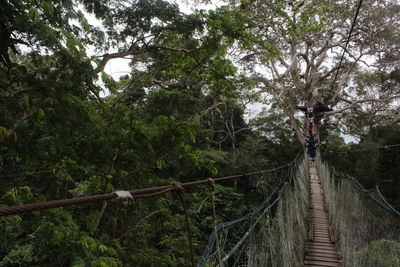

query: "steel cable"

left=0, top=153, right=302, bottom=217
left=329, top=0, right=363, bottom=94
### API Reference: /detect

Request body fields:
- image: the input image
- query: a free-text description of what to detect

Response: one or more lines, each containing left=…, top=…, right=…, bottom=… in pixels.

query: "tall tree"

left=219, top=0, right=400, bottom=143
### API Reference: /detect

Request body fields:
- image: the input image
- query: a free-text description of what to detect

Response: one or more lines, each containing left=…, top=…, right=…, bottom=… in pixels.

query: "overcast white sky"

left=91, top=0, right=223, bottom=80
left=84, top=1, right=357, bottom=143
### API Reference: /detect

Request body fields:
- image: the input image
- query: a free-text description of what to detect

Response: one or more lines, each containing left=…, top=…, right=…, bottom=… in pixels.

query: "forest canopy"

left=0, top=0, right=399, bottom=266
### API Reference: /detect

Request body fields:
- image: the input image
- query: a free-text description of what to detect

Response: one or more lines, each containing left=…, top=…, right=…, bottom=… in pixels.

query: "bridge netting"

left=198, top=157, right=309, bottom=267
left=198, top=153, right=400, bottom=267
left=318, top=156, right=400, bottom=267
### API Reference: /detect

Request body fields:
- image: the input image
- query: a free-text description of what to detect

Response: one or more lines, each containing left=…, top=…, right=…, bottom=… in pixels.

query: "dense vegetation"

left=321, top=124, right=400, bottom=210
left=0, top=0, right=399, bottom=266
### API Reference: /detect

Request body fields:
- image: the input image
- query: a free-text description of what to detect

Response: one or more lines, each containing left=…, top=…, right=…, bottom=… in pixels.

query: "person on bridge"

left=306, top=134, right=317, bottom=165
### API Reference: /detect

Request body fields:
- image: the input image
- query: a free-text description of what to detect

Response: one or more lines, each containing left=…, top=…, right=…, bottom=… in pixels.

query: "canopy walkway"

left=305, top=164, right=341, bottom=267
left=1, top=154, right=399, bottom=266
left=197, top=156, right=400, bottom=267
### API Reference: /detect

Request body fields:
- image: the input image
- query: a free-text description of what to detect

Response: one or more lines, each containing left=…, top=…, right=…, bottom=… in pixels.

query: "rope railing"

left=326, top=143, right=400, bottom=154
left=197, top=156, right=303, bottom=266
left=332, top=169, right=400, bottom=217
left=0, top=153, right=301, bottom=217
left=221, top=182, right=288, bottom=263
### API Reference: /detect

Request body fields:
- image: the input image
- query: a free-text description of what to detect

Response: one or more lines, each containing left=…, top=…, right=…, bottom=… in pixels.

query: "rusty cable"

left=132, top=187, right=175, bottom=199
left=0, top=193, right=116, bottom=216
left=0, top=154, right=301, bottom=217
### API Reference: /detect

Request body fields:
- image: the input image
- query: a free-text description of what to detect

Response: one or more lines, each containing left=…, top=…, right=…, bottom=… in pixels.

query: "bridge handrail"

left=332, top=169, right=400, bottom=217
left=197, top=157, right=302, bottom=266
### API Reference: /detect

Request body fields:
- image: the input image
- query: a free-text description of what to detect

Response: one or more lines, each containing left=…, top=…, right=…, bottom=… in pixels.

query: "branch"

left=298, top=53, right=309, bottom=66
left=120, top=209, right=163, bottom=239
left=94, top=200, right=108, bottom=232
left=234, top=127, right=251, bottom=135
left=152, top=79, right=181, bottom=89
left=200, top=102, right=224, bottom=118
left=322, top=95, right=400, bottom=116
left=250, top=75, right=270, bottom=86
left=95, top=50, right=145, bottom=73
left=125, top=152, right=172, bottom=176
left=95, top=46, right=194, bottom=73
left=152, top=45, right=193, bottom=54
left=328, top=65, right=355, bottom=104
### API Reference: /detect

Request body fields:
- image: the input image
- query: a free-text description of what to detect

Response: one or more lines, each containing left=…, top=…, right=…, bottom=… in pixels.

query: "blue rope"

left=196, top=184, right=282, bottom=267
left=333, top=170, right=400, bottom=217
left=375, top=186, right=400, bottom=217
left=221, top=182, right=288, bottom=262
left=197, top=161, right=302, bottom=267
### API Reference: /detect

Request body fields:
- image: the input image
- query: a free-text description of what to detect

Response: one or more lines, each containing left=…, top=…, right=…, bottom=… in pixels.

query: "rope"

left=197, top=158, right=302, bottom=267
left=196, top=185, right=281, bottom=267
left=132, top=187, right=175, bottom=199
left=0, top=155, right=301, bottom=217
left=327, top=143, right=400, bottom=154
left=329, top=0, right=363, bottom=94
left=221, top=181, right=288, bottom=262
left=333, top=170, right=400, bottom=217
left=0, top=193, right=117, bottom=217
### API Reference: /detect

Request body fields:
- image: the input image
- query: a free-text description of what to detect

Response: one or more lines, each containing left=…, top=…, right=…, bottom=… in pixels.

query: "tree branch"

left=95, top=45, right=194, bottom=73
left=323, top=95, right=400, bottom=116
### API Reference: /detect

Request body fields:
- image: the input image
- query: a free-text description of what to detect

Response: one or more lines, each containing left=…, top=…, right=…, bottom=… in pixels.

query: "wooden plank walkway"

left=304, top=163, right=342, bottom=267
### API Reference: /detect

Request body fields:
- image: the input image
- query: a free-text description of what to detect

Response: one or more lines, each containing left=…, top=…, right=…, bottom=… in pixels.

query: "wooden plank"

left=304, top=260, right=341, bottom=267
left=313, top=237, right=331, bottom=241
left=314, top=234, right=330, bottom=238
left=305, top=255, right=342, bottom=263
left=313, top=231, right=330, bottom=234
left=305, top=165, right=342, bottom=266
left=306, top=244, right=336, bottom=250
left=313, top=240, right=332, bottom=243
left=306, top=251, right=341, bottom=258
left=306, top=242, right=336, bottom=246
left=306, top=248, right=341, bottom=256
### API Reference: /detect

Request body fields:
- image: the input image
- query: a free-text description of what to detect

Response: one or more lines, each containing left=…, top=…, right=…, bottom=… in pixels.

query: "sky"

left=84, top=1, right=358, bottom=144
left=91, top=0, right=222, bottom=81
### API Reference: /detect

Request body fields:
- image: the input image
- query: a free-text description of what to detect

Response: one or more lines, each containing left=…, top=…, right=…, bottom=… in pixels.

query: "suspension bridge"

left=1, top=152, right=399, bottom=266
left=305, top=164, right=341, bottom=267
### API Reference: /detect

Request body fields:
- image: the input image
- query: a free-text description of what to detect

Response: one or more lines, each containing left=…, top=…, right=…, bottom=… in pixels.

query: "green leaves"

left=0, top=244, right=36, bottom=267
left=0, top=0, right=307, bottom=265
left=101, top=72, right=118, bottom=94
left=39, top=1, right=55, bottom=16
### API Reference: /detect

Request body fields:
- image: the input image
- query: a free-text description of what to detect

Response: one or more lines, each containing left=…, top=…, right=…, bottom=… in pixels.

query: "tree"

left=0, top=1, right=269, bottom=265
left=217, top=0, right=400, bottom=143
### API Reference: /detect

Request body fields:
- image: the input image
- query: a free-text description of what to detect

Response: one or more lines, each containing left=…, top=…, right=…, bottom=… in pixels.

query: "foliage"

left=0, top=0, right=299, bottom=265
left=318, top=159, right=400, bottom=267
left=1, top=0, right=398, bottom=265
left=354, top=239, right=400, bottom=267
left=321, top=125, right=400, bottom=209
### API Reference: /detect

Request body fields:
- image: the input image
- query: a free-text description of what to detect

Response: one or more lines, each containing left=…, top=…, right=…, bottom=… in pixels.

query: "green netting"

left=318, top=157, right=400, bottom=267
left=198, top=157, right=309, bottom=267
left=243, top=158, right=309, bottom=266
